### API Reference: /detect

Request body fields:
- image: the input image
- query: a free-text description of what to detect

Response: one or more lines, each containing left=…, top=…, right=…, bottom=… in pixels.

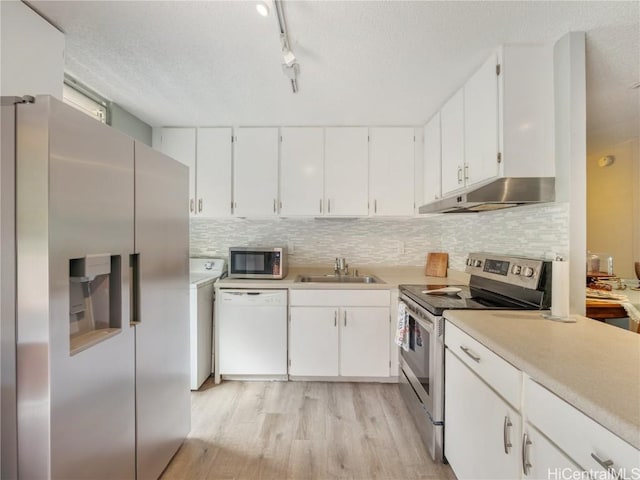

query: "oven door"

left=399, top=296, right=444, bottom=423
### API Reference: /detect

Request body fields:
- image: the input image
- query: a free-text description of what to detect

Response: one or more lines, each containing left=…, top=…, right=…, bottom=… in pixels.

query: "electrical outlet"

left=288, top=241, right=295, bottom=255
left=397, top=241, right=405, bottom=255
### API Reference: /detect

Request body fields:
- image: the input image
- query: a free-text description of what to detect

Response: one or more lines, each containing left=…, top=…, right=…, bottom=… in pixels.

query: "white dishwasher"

left=217, top=289, right=288, bottom=381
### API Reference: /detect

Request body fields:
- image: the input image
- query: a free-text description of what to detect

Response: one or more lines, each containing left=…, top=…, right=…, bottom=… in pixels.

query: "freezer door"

left=134, top=140, right=190, bottom=480
left=16, top=96, right=136, bottom=479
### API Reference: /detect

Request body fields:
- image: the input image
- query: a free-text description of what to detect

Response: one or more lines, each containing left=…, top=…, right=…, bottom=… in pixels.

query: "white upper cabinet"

left=464, top=53, right=499, bottom=187
left=423, top=113, right=442, bottom=203
left=500, top=45, right=555, bottom=178
left=153, top=127, right=232, bottom=217
left=154, top=128, right=197, bottom=215
left=324, top=127, right=369, bottom=216
left=196, top=128, right=232, bottom=217
left=233, top=127, right=279, bottom=217
left=279, top=127, right=324, bottom=216
left=426, top=45, right=555, bottom=205
left=440, top=89, right=465, bottom=196
left=369, top=127, right=415, bottom=216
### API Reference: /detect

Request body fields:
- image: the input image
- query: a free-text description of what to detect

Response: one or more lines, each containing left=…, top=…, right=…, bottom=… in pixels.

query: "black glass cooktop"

left=399, top=284, right=533, bottom=316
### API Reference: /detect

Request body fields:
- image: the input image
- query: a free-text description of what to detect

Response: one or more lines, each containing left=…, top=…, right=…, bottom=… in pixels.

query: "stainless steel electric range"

left=398, top=252, right=552, bottom=462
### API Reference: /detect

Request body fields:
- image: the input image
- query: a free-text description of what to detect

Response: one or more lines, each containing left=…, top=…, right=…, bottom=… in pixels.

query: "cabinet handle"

left=273, top=199, right=276, bottom=213
left=522, top=433, right=532, bottom=475
left=320, top=199, right=323, bottom=213
left=464, top=164, right=469, bottom=181
left=374, top=199, right=377, bottom=214
left=503, top=417, right=513, bottom=454
left=190, top=199, right=195, bottom=213
left=460, top=345, right=481, bottom=363
left=334, top=310, right=337, bottom=327
left=343, top=310, right=347, bottom=327
left=198, top=198, right=203, bottom=212
left=328, top=199, right=331, bottom=214
left=591, top=453, right=619, bottom=478
left=457, top=167, right=463, bottom=184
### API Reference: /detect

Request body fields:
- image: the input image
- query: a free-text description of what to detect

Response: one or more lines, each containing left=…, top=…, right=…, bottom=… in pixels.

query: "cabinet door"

left=289, top=307, right=339, bottom=376
left=445, top=349, right=522, bottom=480
left=279, top=127, right=324, bottom=216
left=233, top=127, right=279, bottom=217
left=423, top=113, right=442, bottom=203
left=440, top=89, right=465, bottom=196
left=369, top=127, right=415, bottom=216
left=197, top=128, right=232, bottom=217
left=324, top=127, right=369, bottom=216
left=464, top=53, right=499, bottom=187
left=524, top=425, right=583, bottom=480
left=156, top=128, right=196, bottom=215
left=340, top=307, right=390, bottom=377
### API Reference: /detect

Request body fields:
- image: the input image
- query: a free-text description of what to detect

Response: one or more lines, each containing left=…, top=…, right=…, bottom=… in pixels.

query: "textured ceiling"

left=28, top=0, right=639, bottom=152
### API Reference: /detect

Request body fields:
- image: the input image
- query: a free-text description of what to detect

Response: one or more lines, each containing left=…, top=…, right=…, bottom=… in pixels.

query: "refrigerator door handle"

left=130, top=253, right=141, bottom=325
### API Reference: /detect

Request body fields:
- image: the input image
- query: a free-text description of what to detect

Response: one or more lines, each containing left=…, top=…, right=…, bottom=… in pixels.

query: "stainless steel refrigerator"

left=1, top=95, right=190, bottom=479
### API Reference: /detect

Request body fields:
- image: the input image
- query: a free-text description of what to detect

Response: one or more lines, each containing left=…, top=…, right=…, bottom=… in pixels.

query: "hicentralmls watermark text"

left=547, top=467, right=640, bottom=480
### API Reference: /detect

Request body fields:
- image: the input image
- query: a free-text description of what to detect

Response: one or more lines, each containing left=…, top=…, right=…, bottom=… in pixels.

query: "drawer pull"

left=460, top=345, right=481, bottom=363
left=503, top=416, right=513, bottom=454
left=522, top=433, right=532, bottom=475
left=591, top=453, right=619, bottom=478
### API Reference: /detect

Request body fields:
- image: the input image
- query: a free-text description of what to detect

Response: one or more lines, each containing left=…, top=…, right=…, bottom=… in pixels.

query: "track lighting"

left=282, top=48, right=296, bottom=67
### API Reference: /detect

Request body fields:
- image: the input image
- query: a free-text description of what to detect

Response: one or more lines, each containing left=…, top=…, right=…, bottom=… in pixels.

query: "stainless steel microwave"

left=228, top=247, right=288, bottom=279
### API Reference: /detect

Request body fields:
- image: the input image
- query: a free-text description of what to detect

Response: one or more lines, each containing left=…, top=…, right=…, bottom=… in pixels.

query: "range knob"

left=466, top=258, right=473, bottom=266
left=473, top=259, right=482, bottom=268
left=511, top=265, right=522, bottom=275
left=523, top=267, right=535, bottom=277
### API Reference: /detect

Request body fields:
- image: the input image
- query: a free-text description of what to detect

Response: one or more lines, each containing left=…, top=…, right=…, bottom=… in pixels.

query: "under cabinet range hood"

left=418, top=177, right=556, bottom=214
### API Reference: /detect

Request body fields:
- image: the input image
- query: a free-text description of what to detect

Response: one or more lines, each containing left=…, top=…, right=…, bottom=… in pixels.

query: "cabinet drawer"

left=289, top=289, right=390, bottom=307
left=445, top=322, right=521, bottom=409
left=525, top=376, right=640, bottom=475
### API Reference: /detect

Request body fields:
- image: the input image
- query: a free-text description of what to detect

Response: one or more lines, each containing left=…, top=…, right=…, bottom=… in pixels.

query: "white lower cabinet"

left=525, top=376, right=640, bottom=479
left=445, top=320, right=640, bottom=480
left=445, top=348, right=522, bottom=479
left=522, top=424, right=582, bottom=479
left=289, top=307, right=339, bottom=376
left=288, top=290, right=390, bottom=378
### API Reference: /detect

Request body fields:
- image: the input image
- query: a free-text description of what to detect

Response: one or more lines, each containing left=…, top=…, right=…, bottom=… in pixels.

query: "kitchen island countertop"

left=444, top=309, right=640, bottom=450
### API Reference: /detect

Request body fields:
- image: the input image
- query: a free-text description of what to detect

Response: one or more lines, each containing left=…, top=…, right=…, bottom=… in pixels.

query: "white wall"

left=111, top=104, right=152, bottom=146
left=554, top=32, right=587, bottom=315
left=587, top=139, right=640, bottom=278
left=0, top=1, right=64, bottom=99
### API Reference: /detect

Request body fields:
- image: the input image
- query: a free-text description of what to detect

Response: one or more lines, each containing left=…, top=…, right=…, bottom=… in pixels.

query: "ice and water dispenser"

left=69, top=254, right=122, bottom=354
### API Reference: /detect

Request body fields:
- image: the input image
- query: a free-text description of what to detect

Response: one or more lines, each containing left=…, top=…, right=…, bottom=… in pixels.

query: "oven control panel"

left=465, top=252, right=547, bottom=289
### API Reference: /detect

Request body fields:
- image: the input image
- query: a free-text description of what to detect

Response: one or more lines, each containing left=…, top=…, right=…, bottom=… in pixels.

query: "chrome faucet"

left=334, top=257, right=348, bottom=276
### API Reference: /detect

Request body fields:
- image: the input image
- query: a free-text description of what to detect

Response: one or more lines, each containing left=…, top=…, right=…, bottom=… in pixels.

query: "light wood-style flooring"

left=161, top=380, right=456, bottom=480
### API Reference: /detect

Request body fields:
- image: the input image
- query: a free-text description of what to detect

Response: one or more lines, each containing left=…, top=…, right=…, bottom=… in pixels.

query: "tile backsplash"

left=190, top=202, right=569, bottom=270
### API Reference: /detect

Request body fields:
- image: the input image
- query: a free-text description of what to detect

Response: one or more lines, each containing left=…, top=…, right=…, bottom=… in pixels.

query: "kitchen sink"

left=295, top=274, right=385, bottom=284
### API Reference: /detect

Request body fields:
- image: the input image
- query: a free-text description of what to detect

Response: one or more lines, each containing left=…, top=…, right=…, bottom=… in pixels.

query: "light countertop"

left=444, top=310, right=640, bottom=449
left=216, top=265, right=470, bottom=290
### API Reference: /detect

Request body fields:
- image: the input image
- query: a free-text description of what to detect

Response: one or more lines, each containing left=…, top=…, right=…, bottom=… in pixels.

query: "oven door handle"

left=414, top=315, right=434, bottom=334
left=400, top=296, right=436, bottom=334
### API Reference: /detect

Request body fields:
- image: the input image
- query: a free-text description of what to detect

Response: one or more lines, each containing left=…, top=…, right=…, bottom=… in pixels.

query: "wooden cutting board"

left=425, top=252, right=448, bottom=277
